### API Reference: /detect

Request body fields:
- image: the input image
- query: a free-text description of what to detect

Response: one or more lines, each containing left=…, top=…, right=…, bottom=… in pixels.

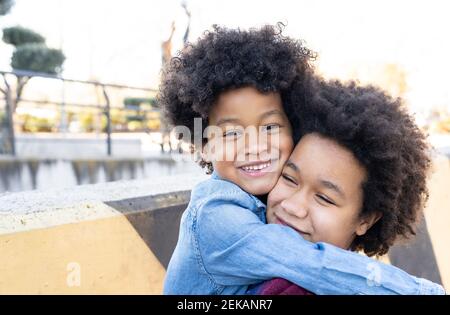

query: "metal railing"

left=0, top=69, right=160, bottom=156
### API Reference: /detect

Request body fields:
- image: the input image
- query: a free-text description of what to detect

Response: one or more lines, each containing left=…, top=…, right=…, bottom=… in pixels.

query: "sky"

left=1, top=0, right=450, bottom=112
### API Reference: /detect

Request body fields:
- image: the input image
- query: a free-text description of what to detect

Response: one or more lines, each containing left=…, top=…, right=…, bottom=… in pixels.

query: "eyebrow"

left=319, top=179, right=345, bottom=199
left=214, top=109, right=284, bottom=127
left=285, top=160, right=299, bottom=172
left=215, top=118, right=242, bottom=126
left=259, top=109, right=284, bottom=120
left=285, top=160, right=345, bottom=199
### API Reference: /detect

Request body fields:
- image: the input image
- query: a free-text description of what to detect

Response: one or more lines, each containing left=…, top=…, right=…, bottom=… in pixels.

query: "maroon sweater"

left=249, top=278, right=315, bottom=295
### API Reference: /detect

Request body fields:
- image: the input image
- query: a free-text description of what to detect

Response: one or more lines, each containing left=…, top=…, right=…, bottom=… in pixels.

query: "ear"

left=356, top=212, right=383, bottom=236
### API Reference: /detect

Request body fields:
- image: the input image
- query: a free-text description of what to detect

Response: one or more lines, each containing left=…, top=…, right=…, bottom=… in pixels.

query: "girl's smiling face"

left=206, top=87, right=294, bottom=196
left=267, top=133, right=381, bottom=250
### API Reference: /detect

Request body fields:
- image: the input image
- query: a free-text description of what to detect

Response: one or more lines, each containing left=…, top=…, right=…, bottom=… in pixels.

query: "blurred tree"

left=123, top=97, right=157, bottom=108
left=2, top=26, right=65, bottom=113
left=2, top=26, right=45, bottom=46
left=0, top=22, right=65, bottom=154
left=12, top=43, right=65, bottom=74
left=0, top=0, right=14, bottom=16
left=0, top=0, right=15, bottom=154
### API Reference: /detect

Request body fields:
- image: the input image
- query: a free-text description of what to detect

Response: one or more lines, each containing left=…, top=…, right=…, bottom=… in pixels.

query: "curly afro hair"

left=158, top=23, right=316, bottom=147
left=292, top=79, right=431, bottom=256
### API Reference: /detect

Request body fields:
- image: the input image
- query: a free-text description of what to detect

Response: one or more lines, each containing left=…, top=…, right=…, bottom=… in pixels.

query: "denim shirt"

left=163, top=172, right=445, bottom=295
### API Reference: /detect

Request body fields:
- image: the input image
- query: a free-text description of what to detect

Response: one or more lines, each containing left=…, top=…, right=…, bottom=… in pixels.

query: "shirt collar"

left=211, top=170, right=221, bottom=180
left=210, top=170, right=266, bottom=210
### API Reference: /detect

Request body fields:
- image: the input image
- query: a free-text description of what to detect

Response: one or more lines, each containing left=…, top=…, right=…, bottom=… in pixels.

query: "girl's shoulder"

left=191, top=170, right=245, bottom=197
left=189, top=175, right=265, bottom=218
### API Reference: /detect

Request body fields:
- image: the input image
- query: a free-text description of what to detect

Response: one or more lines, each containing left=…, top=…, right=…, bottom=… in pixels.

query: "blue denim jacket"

left=164, top=172, right=445, bottom=295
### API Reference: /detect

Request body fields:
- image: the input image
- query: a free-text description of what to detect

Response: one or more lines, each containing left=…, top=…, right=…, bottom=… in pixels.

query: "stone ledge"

left=0, top=173, right=207, bottom=235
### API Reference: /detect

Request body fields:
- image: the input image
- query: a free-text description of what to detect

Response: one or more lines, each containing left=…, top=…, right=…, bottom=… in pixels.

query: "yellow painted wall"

left=0, top=215, right=165, bottom=294
left=422, top=155, right=450, bottom=290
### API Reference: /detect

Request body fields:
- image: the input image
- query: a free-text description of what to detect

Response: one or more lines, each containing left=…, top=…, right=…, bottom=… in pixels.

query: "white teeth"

left=241, top=162, right=271, bottom=171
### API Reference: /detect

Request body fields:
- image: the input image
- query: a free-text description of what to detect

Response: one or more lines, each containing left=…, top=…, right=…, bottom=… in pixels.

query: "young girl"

left=159, top=24, right=445, bottom=295
left=249, top=79, right=443, bottom=294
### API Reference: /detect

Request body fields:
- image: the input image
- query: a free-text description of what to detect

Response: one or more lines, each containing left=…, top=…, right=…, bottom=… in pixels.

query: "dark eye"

left=282, top=173, right=297, bottom=185
left=262, top=124, right=280, bottom=133
left=223, top=129, right=242, bottom=138
left=317, top=194, right=335, bottom=205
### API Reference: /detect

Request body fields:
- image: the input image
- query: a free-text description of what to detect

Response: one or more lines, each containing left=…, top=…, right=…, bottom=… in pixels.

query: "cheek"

left=210, top=138, right=239, bottom=162
left=212, top=155, right=236, bottom=179
left=223, top=140, right=239, bottom=161
left=311, top=210, right=358, bottom=248
left=211, top=161, right=226, bottom=177
left=274, top=132, right=293, bottom=159
left=264, top=135, right=293, bottom=174
left=268, top=182, right=289, bottom=210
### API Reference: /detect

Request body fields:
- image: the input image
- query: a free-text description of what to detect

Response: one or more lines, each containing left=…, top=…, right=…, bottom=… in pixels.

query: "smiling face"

left=267, top=133, right=380, bottom=250
left=206, top=86, right=294, bottom=196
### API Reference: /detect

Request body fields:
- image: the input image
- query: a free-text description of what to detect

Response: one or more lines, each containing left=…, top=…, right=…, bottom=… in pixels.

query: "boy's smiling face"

left=267, top=133, right=381, bottom=250
left=206, top=87, right=293, bottom=196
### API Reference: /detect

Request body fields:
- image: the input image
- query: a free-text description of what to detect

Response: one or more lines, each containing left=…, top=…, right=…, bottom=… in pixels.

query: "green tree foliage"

left=124, top=97, right=157, bottom=108
left=0, top=0, right=14, bottom=16
left=1, top=13, right=66, bottom=155
left=2, top=26, right=65, bottom=75
left=2, top=26, right=45, bottom=46
left=12, top=43, right=65, bottom=74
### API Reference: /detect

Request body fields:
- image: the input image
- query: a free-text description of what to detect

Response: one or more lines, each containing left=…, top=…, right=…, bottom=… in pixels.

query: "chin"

left=244, top=184, right=272, bottom=196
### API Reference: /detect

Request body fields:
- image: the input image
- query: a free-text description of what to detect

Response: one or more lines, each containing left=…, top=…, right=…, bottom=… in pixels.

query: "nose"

left=280, top=191, right=309, bottom=219
left=243, top=127, right=269, bottom=158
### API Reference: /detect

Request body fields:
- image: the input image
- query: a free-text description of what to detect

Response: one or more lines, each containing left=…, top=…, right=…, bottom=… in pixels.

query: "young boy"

left=159, top=24, right=445, bottom=295
left=249, top=79, right=438, bottom=294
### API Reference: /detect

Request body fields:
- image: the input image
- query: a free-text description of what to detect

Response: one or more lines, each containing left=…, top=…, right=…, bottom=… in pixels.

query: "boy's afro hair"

left=158, top=23, right=316, bottom=144
left=293, top=79, right=431, bottom=256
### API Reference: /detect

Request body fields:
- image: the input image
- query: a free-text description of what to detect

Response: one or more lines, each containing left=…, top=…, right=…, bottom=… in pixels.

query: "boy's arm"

left=195, top=199, right=445, bottom=295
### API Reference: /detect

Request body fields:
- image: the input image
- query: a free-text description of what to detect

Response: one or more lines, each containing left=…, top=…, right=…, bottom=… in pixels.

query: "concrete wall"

left=0, top=156, right=449, bottom=294
left=0, top=173, right=207, bottom=294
